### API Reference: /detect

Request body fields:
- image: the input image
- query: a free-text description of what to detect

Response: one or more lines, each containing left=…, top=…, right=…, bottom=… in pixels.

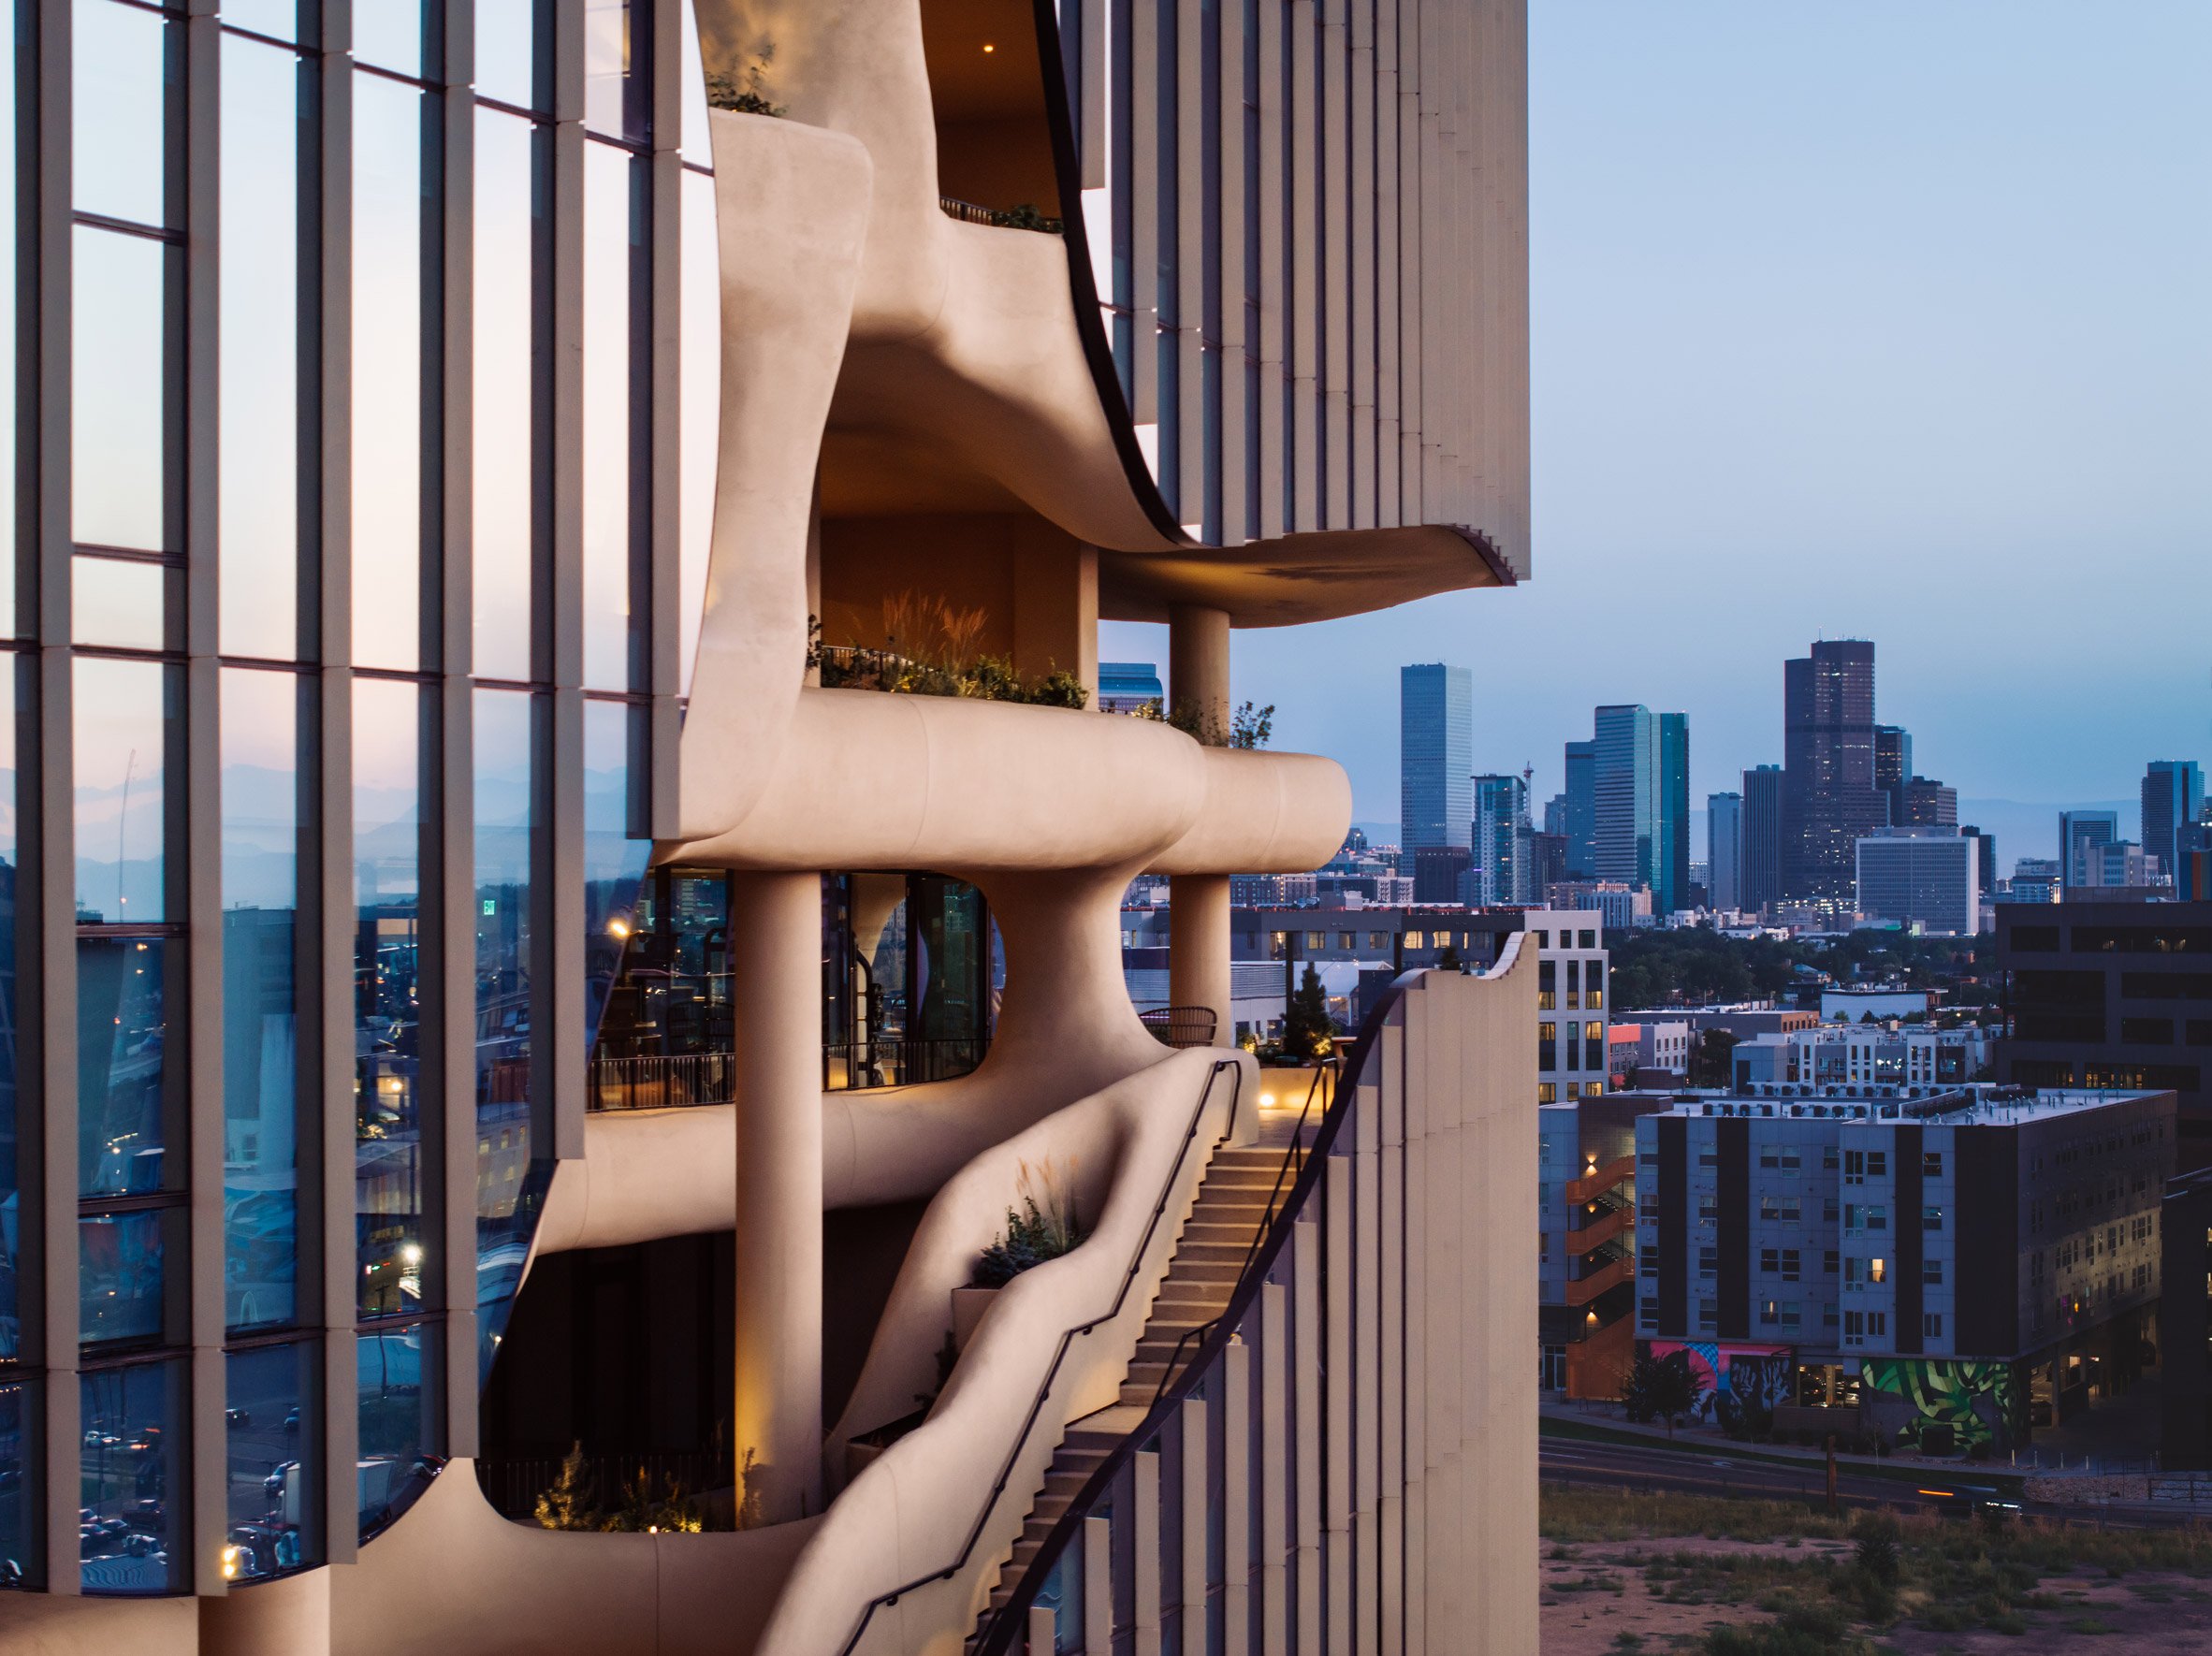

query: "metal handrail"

left=972, top=975, right=1421, bottom=1656
left=1144, top=1058, right=1333, bottom=1411
left=833, top=1057, right=1244, bottom=1656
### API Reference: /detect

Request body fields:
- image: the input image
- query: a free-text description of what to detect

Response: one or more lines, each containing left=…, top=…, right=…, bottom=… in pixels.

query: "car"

left=225, top=1407, right=252, bottom=1428
left=263, top=1460, right=299, bottom=1504
left=82, top=1431, right=121, bottom=1450
left=1917, top=1483, right=2020, bottom=1520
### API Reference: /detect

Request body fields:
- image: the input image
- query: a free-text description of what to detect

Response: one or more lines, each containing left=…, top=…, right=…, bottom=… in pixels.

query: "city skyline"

left=1103, top=0, right=2212, bottom=827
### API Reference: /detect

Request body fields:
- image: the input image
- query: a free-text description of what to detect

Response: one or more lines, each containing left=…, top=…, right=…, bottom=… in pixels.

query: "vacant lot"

left=1539, top=1486, right=2212, bottom=1653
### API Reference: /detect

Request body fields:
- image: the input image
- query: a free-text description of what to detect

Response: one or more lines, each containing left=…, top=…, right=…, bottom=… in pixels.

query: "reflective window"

left=473, top=690, right=535, bottom=1357
left=80, top=1358, right=186, bottom=1593
left=584, top=0, right=647, bottom=142
left=0, top=1378, right=33, bottom=1586
left=73, top=0, right=176, bottom=228
left=72, top=228, right=177, bottom=553
left=219, top=36, right=304, bottom=660
left=355, top=678, right=423, bottom=1319
left=357, top=1322, right=440, bottom=1538
left=79, top=1208, right=178, bottom=1345
left=677, top=168, right=718, bottom=694
left=219, top=0, right=303, bottom=44
left=72, top=556, right=171, bottom=651
left=352, top=1, right=432, bottom=79
left=73, top=657, right=175, bottom=922
left=0, top=5, right=15, bottom=639
left=475, top=0, right=546, bottom=112
left=77, top=935, right=180, bottom=1197
left=0, top=664, right=17, bottom=1360
left=222, top=670, right=300, bottom=1331
left=351, top=76, right=429, bottom=670
left=582, top=700, right=648, bottom=1052
left=224, top=1341, right=321, bottom=1580
left=473, top=109, right=540, bottom=682
left=582, top=145, right=645, bottom=690
left=678, top=0, right=711, bottom=162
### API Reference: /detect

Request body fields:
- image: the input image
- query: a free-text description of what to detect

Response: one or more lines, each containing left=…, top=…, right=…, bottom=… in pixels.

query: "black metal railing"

left=475, top=1450, right=728, bottom=1524
left=1138, top=1005, right=1219, bottom=1050
left=833, top=1057, right=1244, bottom=1656
left=587, top=1052, right=736, bottom=1112
left=972, top=974, right=1417, bottom=1656
left=938, top=196, right=1064, bottom=233
left=822, top=1035, right=987, bottom=1092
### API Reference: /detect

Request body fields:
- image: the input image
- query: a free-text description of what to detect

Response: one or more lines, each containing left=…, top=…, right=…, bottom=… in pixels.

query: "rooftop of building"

left=1623, top=1082, right=2170, bottom=1127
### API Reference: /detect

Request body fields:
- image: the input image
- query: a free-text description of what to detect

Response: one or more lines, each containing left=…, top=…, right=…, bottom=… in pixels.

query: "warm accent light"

left=982, top=41, right=996, bottom=51
left=608, top=916, right=633, bottom=938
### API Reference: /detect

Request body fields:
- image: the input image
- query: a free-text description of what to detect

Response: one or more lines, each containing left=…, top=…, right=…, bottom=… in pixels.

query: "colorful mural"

left=1646, top=1342, right=1795, bottom=1427
left=1860, top=1358, right=2028, bottom=1452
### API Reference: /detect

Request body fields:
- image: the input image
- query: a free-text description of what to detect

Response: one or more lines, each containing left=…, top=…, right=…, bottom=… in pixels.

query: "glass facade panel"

left=582, top=143, right=644, bottom=690
left=583, top=0, right=647, bottom=142
left=351, top=1, right=430, bottom=79
left=354, top=678, right=423, bottom=1319
left=473, top=689, right=534, bottom=1361
left=73, top=0, right=175, bottom=228
left=80, top=1358, right=186, bottom=1594
left=223, top=1341, right=320, bottom=1580
left=222, top=669, right=299, bottom=1331
left=0, top=2, right=15, bottom=641
left=77, top=935, right=180, bottom=1198
left=219, top=1, right=302, bottom=44
left=78, top=1207, right=176, bottom=1346
left=357, top=1322, right=439, bottom=1539
left=218, top=36, right=303, bottom=661
left=71, top=227, right=175, bottom=553
left=678, top=0, right=712, bottom=162
left=0, top=1377, right=33, bottom=1587
left=475, top=0, right=545, bottom=112
left=351, top=75, right=429, bottom=670
left=473, top=109, right=539, bottom=684
left=0, top=664, right=17, bottom=1361
left=677, top=167, right=718, bottom=695
left=71, top=556, right=169, bottom=651
left=582, top=700, right=648, bottom=1053
left=73, top=656, right=173, bottom=923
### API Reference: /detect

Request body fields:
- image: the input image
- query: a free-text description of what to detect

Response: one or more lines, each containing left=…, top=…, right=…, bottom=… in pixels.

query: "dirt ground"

left=1539, top=1533, right=2212, bottom=1653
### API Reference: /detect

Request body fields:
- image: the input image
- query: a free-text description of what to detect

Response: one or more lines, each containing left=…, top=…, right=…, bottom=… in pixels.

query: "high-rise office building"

left=1855, top=828, right=1980, bottom=936
left=1563, top=739, right=1597, bottom=878
left=1740, top=763, right=1785, bottom=914
left=1401, top=663, right=1474, bottom=850
left=1874, top=724, right=1913, bottom=822
left=1658, top=712, right=1691, bottom=915
left=1708, top=792, right=1744, bottom=912
left=1898, top=777, right=1958, bottom=828
left=1593, top=705, right=1659, bottom=894
left=0, top=0, right=1540, bottom=1645
left=1781, top=640, right=1885, bottom=906
left=2144, top=762, right=2206, bottom=872
left=2060, top=809, right=2121, bottom=890
left=1543, top=791, right=1568, bottom=838
left=1961, top=824, right=1998, bottom=902
left=1473, top=774, right=1534, bottom=905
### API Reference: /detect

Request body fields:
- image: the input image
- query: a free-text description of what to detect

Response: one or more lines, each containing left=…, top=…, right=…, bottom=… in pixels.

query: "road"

left=1539, top=1432, right=2202, bottom=1531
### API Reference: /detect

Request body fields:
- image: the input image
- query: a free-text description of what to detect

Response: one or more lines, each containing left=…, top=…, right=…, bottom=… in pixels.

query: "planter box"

left=952, top=1285, right=999, bottom=1354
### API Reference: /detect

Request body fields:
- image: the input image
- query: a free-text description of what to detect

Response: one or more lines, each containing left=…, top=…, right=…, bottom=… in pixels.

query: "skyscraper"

left=1961, top=823, right=1999, bottom=903
left=1563, top=739, right=1597, bottom=878
left=1708, top=792, right=1744, bottom=912
left=1740, top=763, right=1785, bottom=914
left=1543, top=792, right=1567, bottom=837
left=1874, top=724, right=1913, bottom=823
left=2143, top=762, right=2206, bottom=872
left=1473, top=774, right=1533, bottom=904
left=1898, top=777, right=1958, bottom=828
left=1781, top=639, right=1884, bottom=906
left=2060, top=809, right=2120, bottom=890
left=1658, top=712, right=1691, bottom=914
left=1400, top=663, right=1474, bottom=850
left=1593, top=705, right=1659, bottom=893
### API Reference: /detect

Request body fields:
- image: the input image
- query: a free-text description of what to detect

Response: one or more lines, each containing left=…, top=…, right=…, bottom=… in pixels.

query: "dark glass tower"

left=1399, top=663, right=1473, bottom=850
left=1740, top=763, right=1784, bottom=913
left=1563, top=739, right=1596, bottom=878
left=1781, top=640, right=1884, bottom=906
left=1658, top=712, right=1690, bottom=914
left=1874, top=724, right=1912, bottom=823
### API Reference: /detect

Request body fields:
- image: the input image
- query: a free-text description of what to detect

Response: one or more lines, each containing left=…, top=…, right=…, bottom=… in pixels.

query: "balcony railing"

left=1138, top=1004, right=1219, bottom=1050
left=587, top=1052, right=736, bottom=1112
left=822, top=1035, right=986, bottom=1092
left=937, top=196, right=1064, bottom=233
left=1567, top=1153, right=1637, bottom=1205
left=1565, top=1256, right=1633, bottom=1305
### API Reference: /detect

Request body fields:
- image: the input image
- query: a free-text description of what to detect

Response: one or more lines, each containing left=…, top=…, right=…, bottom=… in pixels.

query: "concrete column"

left=731, top=871, right=825, bottom=1523
left=1170, top=605, right=1232, bottom=1040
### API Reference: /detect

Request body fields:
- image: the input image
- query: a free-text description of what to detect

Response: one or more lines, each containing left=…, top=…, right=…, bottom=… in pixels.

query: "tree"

left=1688, top=1028, right=1738, bottom=1089
left=1621, top=1351, right=1701, bottom=1438
left=1282, top=965, right=1336, bottom=1058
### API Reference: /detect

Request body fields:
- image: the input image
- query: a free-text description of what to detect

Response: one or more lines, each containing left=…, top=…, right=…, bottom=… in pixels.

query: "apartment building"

left=1634, top=1085, right=2174, bottom=1449
left=1732, top=1025, right=1994, bottom=1091
left=1, top=0, right=1535, bottom=1650
left=1540, top=1095, right=1669, bottom=1400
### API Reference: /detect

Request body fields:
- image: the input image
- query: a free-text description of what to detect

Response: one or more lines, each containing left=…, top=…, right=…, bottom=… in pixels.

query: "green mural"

left=1860, top=1358, right=2028, bottom=1452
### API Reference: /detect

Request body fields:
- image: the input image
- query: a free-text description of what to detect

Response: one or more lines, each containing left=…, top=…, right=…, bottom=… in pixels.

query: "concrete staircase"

left=969, top=1142, right=1293, bottom=1642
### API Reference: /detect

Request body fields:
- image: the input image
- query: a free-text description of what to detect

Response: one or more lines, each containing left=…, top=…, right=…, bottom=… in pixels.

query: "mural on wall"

left=1861, top=1358, right=2028, bottom=1452
left=1647, top=1342, right=1795, bottom=1427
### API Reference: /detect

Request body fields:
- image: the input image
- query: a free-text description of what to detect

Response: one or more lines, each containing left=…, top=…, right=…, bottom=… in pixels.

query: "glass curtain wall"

left=0, top=0, right=708, bottom=1595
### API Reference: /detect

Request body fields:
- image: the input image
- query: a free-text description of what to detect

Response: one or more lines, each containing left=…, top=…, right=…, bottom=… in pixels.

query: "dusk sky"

left=1103, top=1, right=2212, bottom=862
